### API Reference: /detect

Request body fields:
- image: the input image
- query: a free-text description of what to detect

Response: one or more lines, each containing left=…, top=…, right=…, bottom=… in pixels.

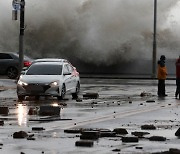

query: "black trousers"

left=175, top=78, right=180, bottom=98
left=158, top=79, right=165, bottom=96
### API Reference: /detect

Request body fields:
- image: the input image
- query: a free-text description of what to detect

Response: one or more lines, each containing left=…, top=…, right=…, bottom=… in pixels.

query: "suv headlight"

left=50, top=81, right=59, bottom=87
left=18, top=80, right=28, bottom=86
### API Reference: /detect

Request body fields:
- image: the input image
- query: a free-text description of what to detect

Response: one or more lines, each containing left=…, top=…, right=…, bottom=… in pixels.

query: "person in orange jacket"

left=157, top=55, right=168, bottom=97
left=175, top=56, right=180, bottom=99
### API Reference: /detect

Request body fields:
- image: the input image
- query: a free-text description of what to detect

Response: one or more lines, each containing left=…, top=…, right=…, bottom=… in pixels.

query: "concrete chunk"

left=100, top=132, right=116, bottom=137
left=39, top=105, right=60, bottom=116
left=75, top=140, right=94, bottom=147
left=0, top=107, right=9, bottom=115
left=80, top=131, right=100, bottom=140
left=149, top=136, right=166, bottom=141
left=32, top=127, right=45, bottom=131
left=141, top=124, right=156, bottom=130
left=64, top=129, right=82, bottom=134
left=83, top=93, right=99, bottom=99
left=13, top=131, right=28, bottom=139
left=131, top=131, right=150, bottom=137
left=113, top=128, right=128, bottom=135
left=175, top=128, right=180, bottom=136
left=122, top=136, right=139, bottom=142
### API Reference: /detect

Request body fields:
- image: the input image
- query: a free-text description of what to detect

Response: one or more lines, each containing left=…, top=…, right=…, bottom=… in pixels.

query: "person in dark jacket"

left=157, top=55, right=167, bottom=97
left=175, top=56, right=180, bottom=99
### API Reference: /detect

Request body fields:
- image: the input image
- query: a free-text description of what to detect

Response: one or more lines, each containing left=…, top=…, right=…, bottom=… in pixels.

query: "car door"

left=0, top=53, right=15, bottom=74
left=63, top=64, right=72, bottom=91
left=67, top=64, right=77, bottom=89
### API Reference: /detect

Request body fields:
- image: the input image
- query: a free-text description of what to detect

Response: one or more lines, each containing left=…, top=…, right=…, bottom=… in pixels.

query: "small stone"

left=122, top=137, right=139, bottom=142
left=175, top=128, right=180, bottom=136
left=136, top=147, right=143, bottom=149
left=13, top=131, right=28, bottom=139
left=141, top=125, right=156, bottom=130
left=112, top=149, right=121, bottom=152
left=32, top=127, right=45, bottom=131
left=131, top=131, right=150, bottom=137
left=149, top=136, right=166, bottom=141
left=113, top=128, right=128, bottom=135
left=146, top=100, right=155, bottom=103
left=75, top=140, right=94, bottom=147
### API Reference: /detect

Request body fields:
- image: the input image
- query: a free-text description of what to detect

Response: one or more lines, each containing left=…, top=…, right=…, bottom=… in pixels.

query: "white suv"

left=17, top=58, right=80, bottom=101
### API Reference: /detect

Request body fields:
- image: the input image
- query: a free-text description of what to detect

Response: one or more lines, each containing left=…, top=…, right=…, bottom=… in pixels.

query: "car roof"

left=32, top=61, right=63, bottom=65
left=33, top=58, right=70, bottom=64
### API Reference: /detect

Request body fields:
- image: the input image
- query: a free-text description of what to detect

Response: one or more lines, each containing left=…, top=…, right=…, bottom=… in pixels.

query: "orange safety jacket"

left=157, top=64, right=167, bottom=80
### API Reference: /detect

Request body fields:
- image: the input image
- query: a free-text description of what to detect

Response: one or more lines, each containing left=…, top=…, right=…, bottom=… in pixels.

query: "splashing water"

left=0, top=0, right=180, bottom=66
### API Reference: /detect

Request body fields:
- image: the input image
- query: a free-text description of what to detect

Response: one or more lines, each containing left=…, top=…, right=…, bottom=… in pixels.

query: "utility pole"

left=19, top=0, right=25, bottom=74
left=152, top=0, right=157, bottom=78
left=12, top=0, right=25, bottom=74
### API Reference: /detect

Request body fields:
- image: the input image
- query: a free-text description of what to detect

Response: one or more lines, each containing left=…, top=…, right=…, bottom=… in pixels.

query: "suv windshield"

left=26, top=64, right=62, bottom=75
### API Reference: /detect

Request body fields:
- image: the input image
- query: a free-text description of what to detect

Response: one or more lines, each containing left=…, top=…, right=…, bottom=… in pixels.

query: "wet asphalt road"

left=0, top=77, right=180, bottom=154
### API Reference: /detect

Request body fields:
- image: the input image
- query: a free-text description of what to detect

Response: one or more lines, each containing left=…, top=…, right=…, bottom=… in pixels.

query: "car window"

left=0, top=53, right=13, bottom=59
left=67, top=64, right=73, bottom=73
left=26, top=64, right=62, bottom=75
left=63, top=65, right=70, bottom=74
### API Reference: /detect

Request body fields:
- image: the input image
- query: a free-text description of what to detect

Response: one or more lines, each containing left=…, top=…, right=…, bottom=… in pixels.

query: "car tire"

left=7, top=67, right=18, bottom=79
left=18, top=95, right=25, bottom=101
left=57, top=84, right=66, bottom=100
left=72, top=82, right=80, bottom=99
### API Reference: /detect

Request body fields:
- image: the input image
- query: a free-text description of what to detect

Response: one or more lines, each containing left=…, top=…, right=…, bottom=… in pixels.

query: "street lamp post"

left=12, top=0, right=25, bottom=75
left=152, top=0, right=157, bottom=78
left=19, top=0, right=25, bottom=74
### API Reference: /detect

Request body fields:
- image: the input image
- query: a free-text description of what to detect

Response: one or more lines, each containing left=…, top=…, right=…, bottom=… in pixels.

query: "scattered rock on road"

left=175, top=127, right=180, bottom=136
left=0, top=107, right=9, bottom=115
left=83, top=93, right=99, bottom=99
left=100, top=132, right=116, bottom=137
left=75, top=140, right=94, bottom=147
left=13, top=131, right=28, bottom=139
left=80, top=130, right=100, bottom=140
left=112, top=148, right=121, bottom=152
left=113, top=128, right=128, bottom=135
left=122, top=136, right=139, bottom=142
left=149, top=136, right=166, bottom=141
left=141, top=124, right=156, bottom=130
left=39, top=105, right=61, bottom=116
left=146, top=100, right=155, bottom=103
left=32, top=127, right=45, bottom=131
left=64, top=128, right=82, bottom=134
left=131, top=131, right=150, bottom=138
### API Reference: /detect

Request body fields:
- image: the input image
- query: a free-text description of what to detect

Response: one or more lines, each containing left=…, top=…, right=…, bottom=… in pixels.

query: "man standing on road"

left=157, top=55, right=168, bottom=97
left=175, top=56, right=180, bottom=99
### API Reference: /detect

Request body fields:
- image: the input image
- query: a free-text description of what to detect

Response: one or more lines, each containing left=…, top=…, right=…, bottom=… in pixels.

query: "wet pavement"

left=0, top=78, right=180, bottom=154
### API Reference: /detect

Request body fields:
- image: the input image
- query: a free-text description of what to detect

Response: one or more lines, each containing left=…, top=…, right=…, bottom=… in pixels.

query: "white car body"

left=17, top=59, right=80, bottom=101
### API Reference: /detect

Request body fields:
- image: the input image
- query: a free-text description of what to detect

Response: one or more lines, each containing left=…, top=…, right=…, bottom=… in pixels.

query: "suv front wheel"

left=57, top=84, right=66, bottom=100
left=72, top=82, right=80, bottom=99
